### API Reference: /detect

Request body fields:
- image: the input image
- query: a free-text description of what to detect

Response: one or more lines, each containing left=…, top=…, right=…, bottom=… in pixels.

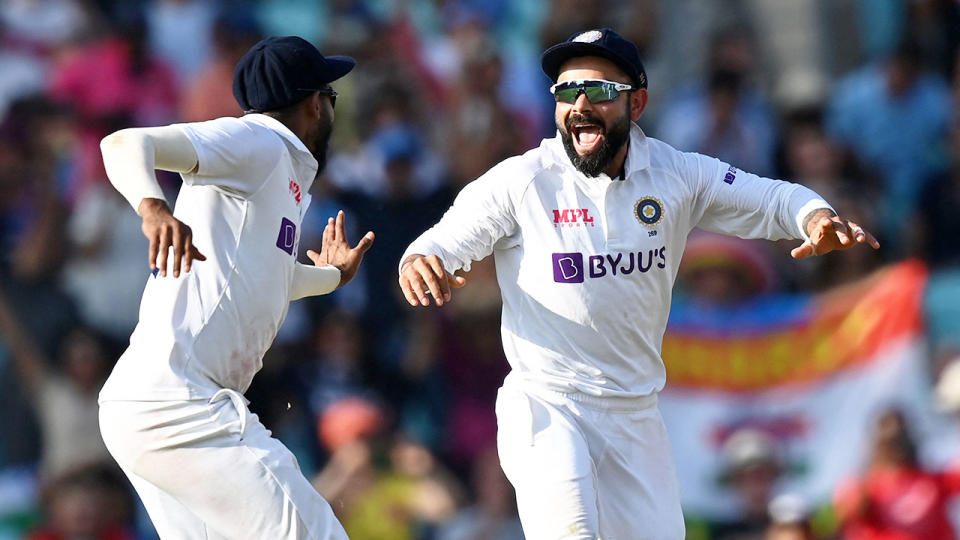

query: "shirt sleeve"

left=400, top=161, right=522, bottom=274
left=289, top=263, right=341, bottom=301
left=688, top=152, right=832, bottom=241
left=176, top=117, right=283, bottom=196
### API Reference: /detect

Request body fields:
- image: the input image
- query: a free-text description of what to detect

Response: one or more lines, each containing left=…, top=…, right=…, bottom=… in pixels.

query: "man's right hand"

left=398, top=254, right=466, bottom=307
left=139, top=198, right=206, bottom=277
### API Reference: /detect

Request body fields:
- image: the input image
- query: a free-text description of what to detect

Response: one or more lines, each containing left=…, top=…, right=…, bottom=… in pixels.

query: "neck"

left=603, top=143, right=629, bottom=178
left=265, top=112, right=313, bottom=152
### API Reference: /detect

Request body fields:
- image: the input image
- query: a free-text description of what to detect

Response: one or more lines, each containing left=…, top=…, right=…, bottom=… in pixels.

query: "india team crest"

left=634, top=197, right=664, bottom=227
left=573, top=30, right=603, bottom=43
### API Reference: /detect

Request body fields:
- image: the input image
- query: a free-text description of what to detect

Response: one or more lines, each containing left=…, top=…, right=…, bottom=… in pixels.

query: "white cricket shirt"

left=100, top=114, right=319, bottom=401
left=402, top=125, right=830, bottom=399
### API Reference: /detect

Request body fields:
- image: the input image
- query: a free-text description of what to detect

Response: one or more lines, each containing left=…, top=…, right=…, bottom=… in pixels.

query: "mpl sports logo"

left=553, top=208, right=595, bottom=228
left=552, top=247, right=666, bottom=283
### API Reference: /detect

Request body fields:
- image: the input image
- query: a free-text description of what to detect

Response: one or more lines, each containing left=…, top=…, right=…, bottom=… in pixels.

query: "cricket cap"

left=541, top=28, right=647, bottom=89
left=233, top=36, right=355, bottom=113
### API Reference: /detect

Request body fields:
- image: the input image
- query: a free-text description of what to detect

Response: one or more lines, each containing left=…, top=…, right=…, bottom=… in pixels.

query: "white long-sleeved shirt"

left=100, top=114, right=338, bottom=401
left=402, top=125, right=830, bottom=399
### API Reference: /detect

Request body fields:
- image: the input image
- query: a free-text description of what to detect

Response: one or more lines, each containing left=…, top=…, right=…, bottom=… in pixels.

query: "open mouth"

left=571, top=123, right=604, bottom=154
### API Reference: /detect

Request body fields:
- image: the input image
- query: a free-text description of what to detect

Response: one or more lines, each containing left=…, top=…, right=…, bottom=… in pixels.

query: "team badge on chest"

left=634, top=197, right=664, bottom=227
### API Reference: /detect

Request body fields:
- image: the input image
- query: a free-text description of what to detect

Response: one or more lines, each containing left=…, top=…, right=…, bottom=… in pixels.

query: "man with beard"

left=399, top=28, right=878, bottom=539
left=97, top=36, right=372, bottom=539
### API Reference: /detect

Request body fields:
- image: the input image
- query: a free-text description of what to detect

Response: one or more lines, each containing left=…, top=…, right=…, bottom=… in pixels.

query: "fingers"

left=829, top=219, right=852, bottom=246
left=399, top=255, right=451, bottom=307
left=148, top=233, right=159, bottom=272
left=424, top=257, right=451, bottom=304
left=353, top=231, right=375, bottom=255
left=306, top=249, right=321, bottom=265
left=335, top=210, right=345, bottom=244
left=791, top=240, right=815, bottom=259
left=848, top=221, right=881, bottom=249
left=172, top=226, right=184, bottom=278
left=447, top=274, right=467, bottom=288
left=157, top=226, right=172, bottom=277
left=190, top=246, right=207, bottom=262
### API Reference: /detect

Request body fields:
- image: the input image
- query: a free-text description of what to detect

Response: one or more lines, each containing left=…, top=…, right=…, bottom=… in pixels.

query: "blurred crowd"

left=0, top=0, right=958, bottom=539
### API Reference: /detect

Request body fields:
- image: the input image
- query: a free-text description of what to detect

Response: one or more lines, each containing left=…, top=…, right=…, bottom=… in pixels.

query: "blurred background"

left=0, top=0, right=958, bottom=538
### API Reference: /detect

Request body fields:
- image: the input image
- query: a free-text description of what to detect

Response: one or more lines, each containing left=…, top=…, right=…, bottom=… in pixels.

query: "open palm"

left=308, top=210, right=374, bottom=287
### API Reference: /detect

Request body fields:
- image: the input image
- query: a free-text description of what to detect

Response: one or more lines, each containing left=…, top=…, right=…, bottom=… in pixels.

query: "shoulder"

left=176, top=116, right=285, bottom=152
left=467, top=142, right=554, bottom=199
left=645, top=135, right=722, bottom=185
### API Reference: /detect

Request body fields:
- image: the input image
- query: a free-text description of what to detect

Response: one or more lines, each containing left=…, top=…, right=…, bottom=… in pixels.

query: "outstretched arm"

left=790, top=208, right=880, bottom=259
left=101, top=126, right=207, bottom=277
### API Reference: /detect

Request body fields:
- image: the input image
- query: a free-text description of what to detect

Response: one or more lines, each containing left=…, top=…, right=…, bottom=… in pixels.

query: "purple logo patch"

left=723, top=166, right=738, bottom=185
left=276, top=217, right=296, bottom=255
left=552, top=252, right=584, bottom=283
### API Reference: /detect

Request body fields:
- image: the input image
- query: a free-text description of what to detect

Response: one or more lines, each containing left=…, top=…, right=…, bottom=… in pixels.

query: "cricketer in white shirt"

left=97, top=111, right=372, bottom=539
left=399, top=54, right=878, bottom=539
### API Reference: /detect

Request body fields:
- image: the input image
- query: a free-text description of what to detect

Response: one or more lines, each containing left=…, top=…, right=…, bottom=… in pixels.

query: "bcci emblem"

left=634, top=197, right=664, bottom=227
left=573, top=30, right=603, bottom=43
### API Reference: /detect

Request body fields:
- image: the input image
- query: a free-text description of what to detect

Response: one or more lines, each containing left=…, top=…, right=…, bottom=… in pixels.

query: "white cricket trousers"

left=99, top=389, right=348, bottom=540
left=495, top=377, right=685, bottom=540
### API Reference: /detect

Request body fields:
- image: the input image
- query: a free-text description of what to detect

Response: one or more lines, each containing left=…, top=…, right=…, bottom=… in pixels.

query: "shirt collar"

left=543, top=123, right=651, bottom=180
left=241, top=113, right=317, bottom=165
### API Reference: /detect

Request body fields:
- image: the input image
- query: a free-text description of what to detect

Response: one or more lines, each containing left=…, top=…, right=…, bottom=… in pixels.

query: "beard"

left=308, top=118, right=333, bottom=172
left=558, top=104, right=632, bottom=178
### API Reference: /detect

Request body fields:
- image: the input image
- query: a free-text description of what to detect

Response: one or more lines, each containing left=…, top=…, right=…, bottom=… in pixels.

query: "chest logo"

left=553, top=208, right=595, bottom=227
left=276, top=217, right=297, bottom=255
left=289, top=179, right=302, bottom=204
left=634, top=197, right=664, bottom=227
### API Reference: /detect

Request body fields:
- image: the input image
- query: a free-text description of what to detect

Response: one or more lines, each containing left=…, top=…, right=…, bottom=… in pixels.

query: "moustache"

left=565, top=113, right=606, bottom=132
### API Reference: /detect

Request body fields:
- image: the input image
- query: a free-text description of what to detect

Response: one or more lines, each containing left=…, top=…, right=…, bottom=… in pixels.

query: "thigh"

left=100, top=400, right=348, bottom=540
left=592, top=406, right=685, bottom=540
left=495, top=386, right=599, bottom=540
left=122, top=465, right=227, bottom=540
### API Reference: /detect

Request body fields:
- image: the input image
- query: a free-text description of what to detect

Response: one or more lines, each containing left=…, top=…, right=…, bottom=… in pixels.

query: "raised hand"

left=307, top=210, right=374, bottom=288
left=398, top=254, right=467, bottom=307
left=139, top=198, right=206, bottom=277
left=791, top=211, right=880, bottom=259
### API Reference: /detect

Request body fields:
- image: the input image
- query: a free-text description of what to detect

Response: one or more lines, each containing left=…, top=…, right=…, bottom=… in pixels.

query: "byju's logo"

left=276, top=217, right=297, bottom=255
left=552, top=247, right=666, bottom=283
left=552, top=208, right=595, bottom=227
left=552, top=253, right=585, bottom=283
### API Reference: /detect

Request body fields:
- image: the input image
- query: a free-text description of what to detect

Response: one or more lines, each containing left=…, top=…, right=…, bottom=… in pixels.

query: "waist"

left=503, top=371, right=658, bottom=411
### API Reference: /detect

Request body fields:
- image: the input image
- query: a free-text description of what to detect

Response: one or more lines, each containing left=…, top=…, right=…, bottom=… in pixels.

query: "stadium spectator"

left=711, top=428, right=786, bottom=540
left=26, top=463, right=135, bottom=540
left=833, top=408, right=960, bottom=540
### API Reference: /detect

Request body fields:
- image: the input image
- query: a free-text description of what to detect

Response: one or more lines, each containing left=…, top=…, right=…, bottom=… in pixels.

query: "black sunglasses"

left=299, top=87, right=338, bottom=109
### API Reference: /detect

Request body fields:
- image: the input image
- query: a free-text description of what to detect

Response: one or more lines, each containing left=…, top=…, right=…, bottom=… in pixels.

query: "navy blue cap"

left=233, top=36, right=355, bottom=113
left=541, top=28, right=647, bottom=89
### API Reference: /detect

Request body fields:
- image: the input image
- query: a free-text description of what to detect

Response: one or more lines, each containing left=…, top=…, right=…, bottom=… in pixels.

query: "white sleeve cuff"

left=794, top=198, right=834, bottom=240
left=289, top=264, right=341, bottom=301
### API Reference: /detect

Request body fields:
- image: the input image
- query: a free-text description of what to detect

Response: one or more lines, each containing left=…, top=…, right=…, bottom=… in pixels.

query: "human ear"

left=630, top=89, right=648, bottom=122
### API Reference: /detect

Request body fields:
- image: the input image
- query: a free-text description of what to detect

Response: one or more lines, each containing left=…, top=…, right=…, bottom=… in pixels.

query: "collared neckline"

left=544, top=123, right=651, bottom=181
left=241, top=113, right=317, bottom=167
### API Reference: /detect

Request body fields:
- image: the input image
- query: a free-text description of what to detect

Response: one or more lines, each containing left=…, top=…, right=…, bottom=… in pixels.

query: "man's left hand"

left=791, top=211, right=880, bottom=259
left=308, top=210, right=374, bottom=287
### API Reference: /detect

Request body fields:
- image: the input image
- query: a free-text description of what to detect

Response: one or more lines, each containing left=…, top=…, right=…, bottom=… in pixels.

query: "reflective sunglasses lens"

left=554, top=83, right=620, bottom=104
left=555, top=87, right=582, bottom=103
left=583, top=86, right=617, bottom=103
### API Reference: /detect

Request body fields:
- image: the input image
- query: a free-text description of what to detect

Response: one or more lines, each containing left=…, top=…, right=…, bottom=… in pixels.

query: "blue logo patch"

left=723, top=166, right=738, bottom=185
left=276, top=217, right=297, bottom=255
